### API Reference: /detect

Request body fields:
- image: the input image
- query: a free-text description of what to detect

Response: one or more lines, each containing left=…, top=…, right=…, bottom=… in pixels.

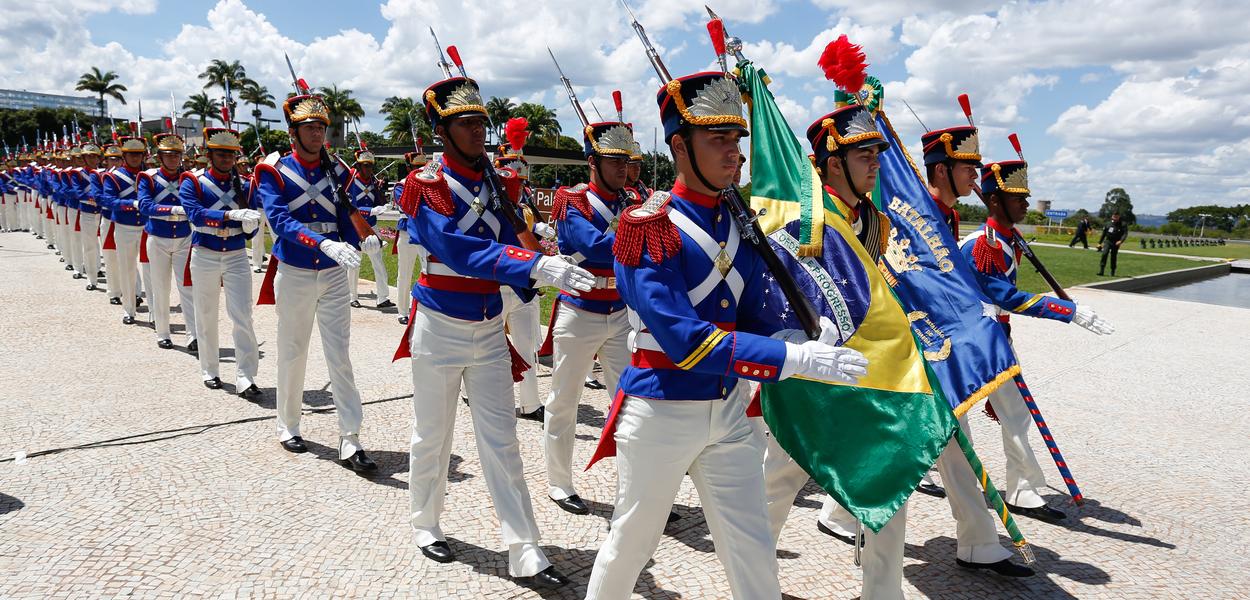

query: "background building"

left=0, top=89, right=103, bottom=114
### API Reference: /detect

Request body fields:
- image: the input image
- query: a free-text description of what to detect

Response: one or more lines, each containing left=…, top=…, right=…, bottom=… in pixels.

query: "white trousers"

left=0, top=195, right=10, bottom=230
left=934, top=415, right=1014, bottom=563
left=101, top=217, right=119, bottom=299
left=77, top=212, right=101, bottom=286
left=113, top=223, right=144, bottom=317
left=543, top=303, right=630, bottom=500
left=500, top=288, right=541, bottom=412
left=406, top=305, right=550, bottom=578
left=347, top=245, right=390, bottom=303
left=191, top=248, right=258, bottom=386
left=986, top=378, right=1049, bottom=508
left=250, top=214, right=270, bottom=271
left=65, top=208, right=84, bottom=272
left=395, top=234, right=418, bottom=316
left=57, top=205, right=70, bottom=256
left=146, top=235, right=198, bottom=342
left=273, top=262, right=363, bottom=457
left=585, top=393, right=779, bottom=600
left=32, top=197, right=45, bottom=237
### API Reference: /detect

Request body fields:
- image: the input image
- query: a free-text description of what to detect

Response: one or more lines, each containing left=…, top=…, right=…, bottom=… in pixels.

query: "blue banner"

left=871, top=112, right=1020, bottom=415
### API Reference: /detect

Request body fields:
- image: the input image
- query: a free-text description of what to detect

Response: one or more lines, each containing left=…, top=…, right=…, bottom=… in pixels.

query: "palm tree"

left=238, top=83, right=276, bottom=133
left=379, top=96, right=432, bottom=146
left=75, top=67, right=128, bottom=119
left=182, top=92, right=223, bottom=130
left=512, top=103, right=561, bottom=143
left=318, top=85, right=364, bottom=148
left=485, top=96, right=516, bottom=144
left=198, top=59, right=255, bottom=119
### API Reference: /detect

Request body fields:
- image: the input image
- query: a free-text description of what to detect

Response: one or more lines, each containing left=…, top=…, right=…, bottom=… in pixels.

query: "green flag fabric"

left=741, top=60, right=958, bottom=532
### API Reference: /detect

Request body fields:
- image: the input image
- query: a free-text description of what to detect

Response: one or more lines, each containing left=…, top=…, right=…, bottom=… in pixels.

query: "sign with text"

left=1044, top=209, right=1070, bottom=220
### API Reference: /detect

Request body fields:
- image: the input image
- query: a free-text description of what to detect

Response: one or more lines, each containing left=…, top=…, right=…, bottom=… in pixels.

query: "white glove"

left=360, top=234, right=381, bottom=254
left=530, top=254, right=594, bottom=295
left=780, top=339, right=870, bottom=385
left=771, top=316, right=843, bottom=346
left=131, top=200, right=140, bottom=209
left=241, top=219, right=259, bottom=235
left=368, top=205, right=388, bottom=217
left=533, top=221, right=557, bottom=240
left=1073, top=304, right=1114, bottom=335
left=226, top=209, right=262, bottom=224
left=169, top=206, right=186, bottom=216
left=319, top=239, right=361, bottom=269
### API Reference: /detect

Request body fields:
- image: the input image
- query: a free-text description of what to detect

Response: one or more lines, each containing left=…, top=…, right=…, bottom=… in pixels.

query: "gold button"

left=720, top=299, right=729, bottom=308
left=721, top=387, right=728, bottom=395
left=478, top=225, right=485, bottom=233
left=719, top=241, right=726, bottom=248
left=715, top=213, right=721, bottom=223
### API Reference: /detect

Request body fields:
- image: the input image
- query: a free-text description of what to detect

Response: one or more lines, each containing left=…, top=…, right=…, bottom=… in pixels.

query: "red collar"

left=825, top=185, right=860, bottom=222
left=442, top=153, right=483, bottom=181
left=159, top=167, right=180, bottom=179
left=123, top=166, right=142, bottom=176
left=207, top=167, right=231, bottom=182
left=933, top=193, right=954, bottom=216
left=986, top=217, right=1015, bottom=239
left=671, top=180, right=720, bottom=208
left=353, top=170, right=374, bottom=185
left=289, top=146, right=320, bottom=170
left=588, top=181, right=617, bottom=202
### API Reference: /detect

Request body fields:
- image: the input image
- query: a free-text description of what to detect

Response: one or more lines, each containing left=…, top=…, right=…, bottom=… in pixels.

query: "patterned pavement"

left=1, top=230, right=1247, bottom=599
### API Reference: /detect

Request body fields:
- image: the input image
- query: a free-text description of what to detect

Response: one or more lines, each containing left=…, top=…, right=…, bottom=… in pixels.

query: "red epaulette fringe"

left=551, top=186, right=591, bottom=222
left=971, top=234, right=1007, bottom=275
left=612, top=204, right=681, bottom=267
left=398, top=171, right=454, bottom=217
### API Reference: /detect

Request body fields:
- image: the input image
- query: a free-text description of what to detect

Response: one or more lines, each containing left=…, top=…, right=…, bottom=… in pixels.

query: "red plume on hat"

left=505, top=117, right=530, bottom=153
left=819, top=34, right=868, bottom=93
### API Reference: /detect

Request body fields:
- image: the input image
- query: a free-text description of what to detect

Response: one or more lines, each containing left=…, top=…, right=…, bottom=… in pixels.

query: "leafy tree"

left=529, top=135, right=587, bottom=188
left=0, top=107, right=95, bottom=151
left=182, top=92, right=223, bottom=129
left=485, top=96, right=516, bottom=143
left=954, top=201, right=988, bottom=223
left=1098, top=187, right=1136, bottom=225
left=512, top=103, right=561, bottom=143
left=238, top=83, right=276, bottom=132
left=239, top=127, right=289, bottom=156
left=638, top=150, right=675, bottom=191
left=379, top=96, right=432, bottom=146
left=75, top=68, right=128, bottom=120
left=319, top=85, right=364, bottom=148
left=198, top=59, right=256, bottom=118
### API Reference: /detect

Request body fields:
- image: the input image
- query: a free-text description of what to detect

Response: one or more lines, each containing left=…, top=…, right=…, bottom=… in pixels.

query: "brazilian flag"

left=741, top=60, right=957, bottom=532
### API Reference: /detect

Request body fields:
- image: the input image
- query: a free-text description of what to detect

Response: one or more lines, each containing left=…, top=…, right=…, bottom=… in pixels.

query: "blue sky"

left=6, top=0, right=1249, bottom=215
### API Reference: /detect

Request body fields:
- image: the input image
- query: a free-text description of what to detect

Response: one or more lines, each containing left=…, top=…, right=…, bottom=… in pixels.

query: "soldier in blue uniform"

left=0, top=159, right=15, bottom=232
left=182, top=127, right=261, bottom=396
left=492, top=128, right=554, bottom=422
left=583, top=70, right=868, bottom=600
left=62, top=148, right=86, bottom=277
left=393, top=148, right=427, bottom=325
left=542, top=108, right=637, bottom=516
left=99, top=144, right=125, bottom=304
left=345, top=148, right=393, bottom=309
left=393, top=70, right=591, bottom=586
left=960, top=151, right=1114, bottom=523
left=71, top=142, right=106, bottom=291
left=101, top=136, right=151, bottom=325
left=254, top=93, right=379, bottom=471
left=138, top=133, right=198, bottom=351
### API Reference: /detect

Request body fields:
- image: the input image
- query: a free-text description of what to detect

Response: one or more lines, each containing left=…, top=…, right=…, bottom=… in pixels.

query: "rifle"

left=283, top=53, right=376, bottom=242
left=548, top=47, right=629, bottom=218
left=431, top=32, right=541, bottom=252
left=969, top=184, right=1070, bottom=301
left=622, top=2, right=822, bottom=338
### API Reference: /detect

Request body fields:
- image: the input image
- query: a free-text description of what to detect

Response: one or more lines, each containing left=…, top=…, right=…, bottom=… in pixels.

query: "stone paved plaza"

left=2, top=230, right=1248, bottom=599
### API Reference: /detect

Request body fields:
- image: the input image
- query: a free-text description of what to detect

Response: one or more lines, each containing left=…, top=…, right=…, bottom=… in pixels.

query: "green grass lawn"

left=1014, top=245, right=1203, bottom=293
left=1024, top=231, right=1250, bottom=260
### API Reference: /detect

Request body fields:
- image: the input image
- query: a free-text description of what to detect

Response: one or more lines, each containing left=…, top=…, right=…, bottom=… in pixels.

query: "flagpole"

left=1012, top=374, right=1085, bottom=504
left=952, top=428, right=1035, bottom=564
